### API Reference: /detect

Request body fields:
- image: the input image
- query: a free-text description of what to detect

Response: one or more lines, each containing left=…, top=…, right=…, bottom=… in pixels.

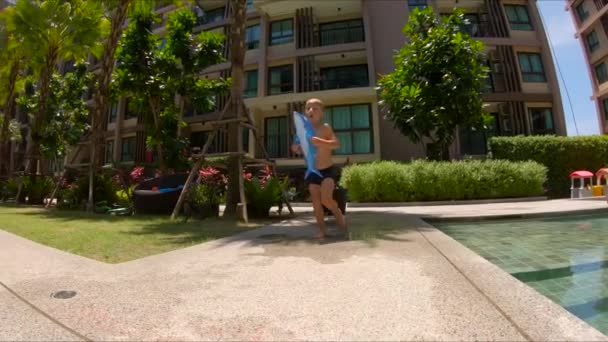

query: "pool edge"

left=416, top=218, right=608, bottom=341
left=423, top=207, right=608, bottom=223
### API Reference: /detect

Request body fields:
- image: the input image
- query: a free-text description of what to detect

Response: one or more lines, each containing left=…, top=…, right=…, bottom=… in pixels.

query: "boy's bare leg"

left=309, top=184, right=327, bottom=239
left=320, top=178, right=348, bottom=235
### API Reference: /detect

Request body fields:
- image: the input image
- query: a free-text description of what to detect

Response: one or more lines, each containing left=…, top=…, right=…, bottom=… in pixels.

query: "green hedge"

left=340, top=160, right=546, bottom=202
left=489, top=135, right=608, bottom=197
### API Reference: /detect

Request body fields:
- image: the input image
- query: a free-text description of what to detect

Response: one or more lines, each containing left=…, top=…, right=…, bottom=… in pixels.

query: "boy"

left=291, top=98, right=348, bottom=240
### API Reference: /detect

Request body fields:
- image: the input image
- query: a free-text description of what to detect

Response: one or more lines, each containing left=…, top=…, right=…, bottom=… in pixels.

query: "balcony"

left=319, top=64, right=369, bottom=90
left=194, top=6, right=226, bottom=27
left=595, top=0, right=608, bottom=11
left=256, top=0, right=360, bottom=18
left=298, top=51, right=368, bottom=93
left=318, top=19, right=364, bottom=46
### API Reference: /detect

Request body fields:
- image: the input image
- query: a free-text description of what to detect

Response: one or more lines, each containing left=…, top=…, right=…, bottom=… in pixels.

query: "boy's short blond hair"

left=306, top=98, right=324, bottom=110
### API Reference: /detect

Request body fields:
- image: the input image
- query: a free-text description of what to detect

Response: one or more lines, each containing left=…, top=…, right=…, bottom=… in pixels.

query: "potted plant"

left=243, top=166, right=288, bottom=219
left=188, top=167, right=226, bottom=219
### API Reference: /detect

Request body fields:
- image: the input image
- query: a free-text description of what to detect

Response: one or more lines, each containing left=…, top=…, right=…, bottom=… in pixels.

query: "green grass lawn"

left=0, top=205, right=275, bottom=263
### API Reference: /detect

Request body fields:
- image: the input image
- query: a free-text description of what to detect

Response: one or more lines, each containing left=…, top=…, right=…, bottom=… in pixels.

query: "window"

left=108, top=102, right=118, bottom=123
left=408, top=0, right=427, bottom=12
left=324, top=104, right=373, bottom=155
left=124, top=98, right=138, bottom=120
left=603, top=98, right=608, bottom=121
left=320, top=64, right=369, bottom=90
left=504, top=5, right=533, bottom=31
left=576, top=3, right=589, bottom=23
left=265, top=117, right=288, bottom=158
left=203, top=7, right=225, bottom=25
left=463, top=13, right=481, bottom=37
left=244, top=70, right=258, bottom=98
left=183, top=98, right=195, bottom=117
left=459, top=126, right=488, bottom=156
left=268, top=65, right=293, bottom=95
left=246, top=0, right=254, bottom=12
left=596, top=62, right=608, bottom=84
left=270, top=19, right=293, bottom=45
left=190, top=130, right=227, bottom=153
left=482, top=61, right=494, bottom=93
left=587, top=30, right=600, bottom=53
left=246, top=24, right=260, bottom=49
left=105, top=140, right=114, bottom=164
left=120, top=137, right=136, bottom=162
left=319, top=19, right=364, bottom=46
left=518, top=53, right=546, bottom=82
left=529, top=108, right=555, bottom=134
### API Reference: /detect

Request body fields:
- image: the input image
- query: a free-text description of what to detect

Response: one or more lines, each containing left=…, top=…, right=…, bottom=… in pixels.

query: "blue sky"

left=537, top=1, right=599, bottom=136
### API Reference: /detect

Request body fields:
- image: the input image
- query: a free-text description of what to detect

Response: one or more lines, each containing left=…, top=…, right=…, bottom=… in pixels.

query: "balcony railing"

left=195, top=7, right=225, bottom=26
left=319, top=65, right=369, bottom=90
left=318, top=19, right=364, bottom=46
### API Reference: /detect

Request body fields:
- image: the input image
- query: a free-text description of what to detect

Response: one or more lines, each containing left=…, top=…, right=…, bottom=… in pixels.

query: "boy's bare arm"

left=311, top=124, right=340, bottom=150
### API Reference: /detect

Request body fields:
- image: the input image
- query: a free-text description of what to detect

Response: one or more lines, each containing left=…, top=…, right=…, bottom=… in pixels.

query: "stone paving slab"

left=0, top=215, right=526, bottom=341
left=0, top=286, right=82, bottom=341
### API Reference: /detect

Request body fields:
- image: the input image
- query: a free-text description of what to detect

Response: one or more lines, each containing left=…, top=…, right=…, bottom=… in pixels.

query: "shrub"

left=22, top=176, right=54, bottom=204
left=489, top=135, right=608, bottom=197
left=244, top=166, right=288, bottom=218
left=340, top=160, right=546, bottom=202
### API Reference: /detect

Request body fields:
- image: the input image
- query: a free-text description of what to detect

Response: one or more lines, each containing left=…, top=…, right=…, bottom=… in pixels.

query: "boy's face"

left=305, top=101, right=324, bottom=125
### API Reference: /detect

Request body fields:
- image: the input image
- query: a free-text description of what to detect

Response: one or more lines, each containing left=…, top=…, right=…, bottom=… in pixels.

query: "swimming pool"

left=435, top=213, right=608, bottom=335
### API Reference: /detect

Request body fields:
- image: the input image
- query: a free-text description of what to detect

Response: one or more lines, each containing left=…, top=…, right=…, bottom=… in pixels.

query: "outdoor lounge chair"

left=133, top=173, right=188, bottom=215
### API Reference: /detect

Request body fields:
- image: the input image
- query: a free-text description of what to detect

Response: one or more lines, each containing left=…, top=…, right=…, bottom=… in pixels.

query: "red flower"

left=130, top=166, right=145, bottom=183
left=243, top=171, right=253, bottom=181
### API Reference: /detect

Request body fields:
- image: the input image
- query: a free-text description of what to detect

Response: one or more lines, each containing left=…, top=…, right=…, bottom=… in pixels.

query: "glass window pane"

left=335, top=132, right=352, bottom=154
left=544, top=109, right=554, bottom=130
left=331, top=106, right=351, bottom=129
left=353, top=131, right=371, bottom=154
left=530, top=55, right=543, bottom=72
left=519, top=54, right=531, bottom=72
left=505, top=6, right=518, bottom=22
left=516, top=6, right=529, bottom=22
left=351, top=105, right=370, bottom=128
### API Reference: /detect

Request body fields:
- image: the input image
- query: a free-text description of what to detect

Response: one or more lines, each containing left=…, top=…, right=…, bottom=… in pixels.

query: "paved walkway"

left=1, top=199, right=607, bottom=341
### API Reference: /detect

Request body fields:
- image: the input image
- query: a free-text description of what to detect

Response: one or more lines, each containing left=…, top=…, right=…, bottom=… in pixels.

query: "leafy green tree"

left=113, top=5, right=228, bottom=173
left=8, top=0, right=107, bottom=173
left=17, top=62, right=94, bottom=162
left=0, top=6, right=26, bottom=176
left=378, top=7, right=491, bottom=160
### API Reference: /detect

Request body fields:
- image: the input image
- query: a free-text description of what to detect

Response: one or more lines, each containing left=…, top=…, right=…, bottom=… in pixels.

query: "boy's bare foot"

left=315, top=232, right=326, bottom=241
left=336, top=215, right=348, bottom=232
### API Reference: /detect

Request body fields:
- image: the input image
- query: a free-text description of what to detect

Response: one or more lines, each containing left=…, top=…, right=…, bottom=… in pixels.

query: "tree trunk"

left=426, top=141, right=450, bottom=161
left=224, top=0, right=248, bottom=217
left=149, top=97, right=167, bottom=173
left=26, top=48, right=58, bottom=176
left=0, top=59, right=20, bottom=178
left=87, top=0, right=132, bottom=212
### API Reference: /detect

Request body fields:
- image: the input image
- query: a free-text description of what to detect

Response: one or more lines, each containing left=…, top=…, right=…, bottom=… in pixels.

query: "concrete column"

left=362, top=0, right=377, bottom=85
left=258, top=14, right=269, bottom=97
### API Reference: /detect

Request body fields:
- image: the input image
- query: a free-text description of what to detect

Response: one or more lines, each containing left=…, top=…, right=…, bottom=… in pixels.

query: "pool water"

left=435, top=214, right=608, bottom=335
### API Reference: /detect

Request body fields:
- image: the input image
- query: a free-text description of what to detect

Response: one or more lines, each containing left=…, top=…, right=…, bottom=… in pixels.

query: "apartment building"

left=567, top=0, right=608, bottom=134
left=68, top=0, right=565, bottom=170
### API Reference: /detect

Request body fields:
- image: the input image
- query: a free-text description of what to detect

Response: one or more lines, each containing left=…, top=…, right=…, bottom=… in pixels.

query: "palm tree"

left=10, top=0, right=107, bottom=175
left=0, top=7, right=25, bottom=177
left=87, top=0, right=133, bottom=212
